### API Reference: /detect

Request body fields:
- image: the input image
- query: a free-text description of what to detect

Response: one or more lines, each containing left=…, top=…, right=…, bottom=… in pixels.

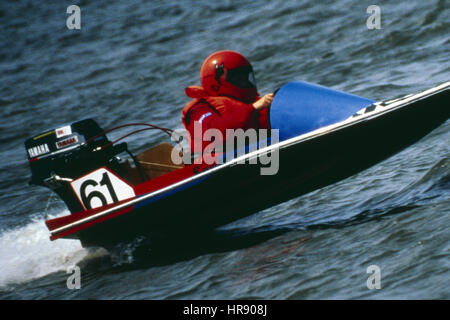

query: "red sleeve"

left=185, top=102, right=257, bottom=154
left=257, top=108, right=270, bottom=129
left=207, top=103, right=256, bottom=133
left=184, top=103, right=214, bottom=154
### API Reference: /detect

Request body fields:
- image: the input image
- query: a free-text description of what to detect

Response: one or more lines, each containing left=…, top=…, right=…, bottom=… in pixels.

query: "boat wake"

left=0, top=211, right=89, bottom=289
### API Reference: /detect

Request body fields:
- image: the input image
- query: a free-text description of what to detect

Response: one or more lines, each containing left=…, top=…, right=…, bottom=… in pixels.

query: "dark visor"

left=226, top=65, right=257, bottom=89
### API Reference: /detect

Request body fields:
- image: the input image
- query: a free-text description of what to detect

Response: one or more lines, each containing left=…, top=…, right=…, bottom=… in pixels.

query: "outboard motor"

left=25, top=119, right=131, bottom=213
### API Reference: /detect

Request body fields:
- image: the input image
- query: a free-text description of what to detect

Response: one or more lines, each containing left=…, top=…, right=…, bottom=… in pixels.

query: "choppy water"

left=0, top=0, right=449, bottom=299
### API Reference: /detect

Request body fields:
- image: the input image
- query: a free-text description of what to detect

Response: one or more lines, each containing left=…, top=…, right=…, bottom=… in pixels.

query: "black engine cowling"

left=25, top=118, right=131, bottom=213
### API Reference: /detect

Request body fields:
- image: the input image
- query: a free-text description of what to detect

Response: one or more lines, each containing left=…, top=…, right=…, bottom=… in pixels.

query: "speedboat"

left=24, top=81, right=449, bottom=249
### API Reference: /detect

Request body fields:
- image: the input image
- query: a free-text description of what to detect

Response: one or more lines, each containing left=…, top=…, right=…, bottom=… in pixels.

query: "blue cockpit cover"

left=270, top=81, right=374, bottom=141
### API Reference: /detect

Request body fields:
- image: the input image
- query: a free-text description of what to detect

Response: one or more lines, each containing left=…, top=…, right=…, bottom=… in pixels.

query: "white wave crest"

left=0, top=212, right=89, bottom=288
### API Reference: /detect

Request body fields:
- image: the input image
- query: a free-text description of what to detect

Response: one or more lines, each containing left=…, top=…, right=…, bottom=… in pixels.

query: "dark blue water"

left=0, top=0, right=449, bottom=299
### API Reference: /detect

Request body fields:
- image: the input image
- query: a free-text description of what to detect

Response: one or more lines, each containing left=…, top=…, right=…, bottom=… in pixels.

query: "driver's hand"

left=253, top=93, right=274, bottom=110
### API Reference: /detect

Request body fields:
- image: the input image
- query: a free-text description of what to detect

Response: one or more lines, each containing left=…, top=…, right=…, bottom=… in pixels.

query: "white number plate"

left=70, top=168, right=135, bottom=210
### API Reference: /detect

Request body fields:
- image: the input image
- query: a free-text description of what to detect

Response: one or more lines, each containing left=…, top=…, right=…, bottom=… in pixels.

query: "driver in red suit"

left=181, top=50, right=273, bottom=157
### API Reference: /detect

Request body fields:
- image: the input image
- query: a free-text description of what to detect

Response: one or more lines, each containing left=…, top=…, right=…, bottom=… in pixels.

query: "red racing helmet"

left=200, top=50, right=257, bottom=103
